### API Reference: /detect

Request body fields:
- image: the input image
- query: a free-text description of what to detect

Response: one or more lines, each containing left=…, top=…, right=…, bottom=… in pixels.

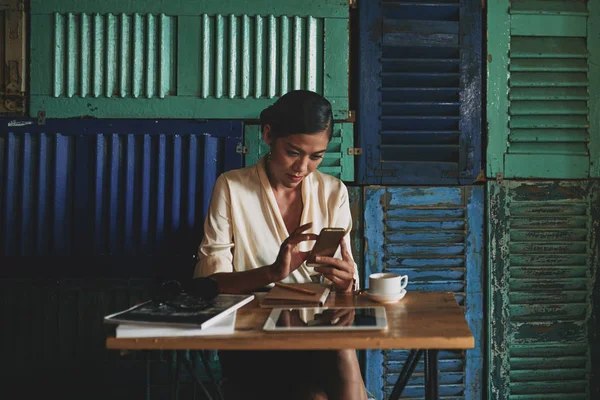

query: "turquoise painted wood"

left=487, top=0, right=599, bottom=178
left=243, top=122, right=354, bottom=181
left=364, top=186, right=483, bottom=400
left=488, top=180, right=599, bottom=400
left=28, top=0, right=350, bottom=119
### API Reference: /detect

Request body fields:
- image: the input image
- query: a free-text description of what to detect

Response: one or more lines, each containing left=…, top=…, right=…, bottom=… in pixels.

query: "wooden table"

left=107, top=291, right=474, bottom=399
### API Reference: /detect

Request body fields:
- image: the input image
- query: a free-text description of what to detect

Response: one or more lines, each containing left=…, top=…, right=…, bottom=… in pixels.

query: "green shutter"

left=488, top=180, right=599, bottom=399
left=243, top=122, right=355, bottom=181
left=487, top=0, right=598, bottom=179
left=29, top=0, right=349, bottom=119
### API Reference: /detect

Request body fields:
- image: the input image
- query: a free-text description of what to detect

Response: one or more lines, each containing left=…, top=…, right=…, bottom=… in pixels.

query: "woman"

left=195, top=90, right=366, bottom=400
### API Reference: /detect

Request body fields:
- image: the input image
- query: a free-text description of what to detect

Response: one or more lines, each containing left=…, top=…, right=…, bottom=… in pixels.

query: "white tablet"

left=263, top=306, right=388, bottom=332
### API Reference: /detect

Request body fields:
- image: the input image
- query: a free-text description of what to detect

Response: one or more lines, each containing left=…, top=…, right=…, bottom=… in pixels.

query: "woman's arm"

left=207, top=222, right=319, bottom=294
left=208, top=265, right=276, bottom=294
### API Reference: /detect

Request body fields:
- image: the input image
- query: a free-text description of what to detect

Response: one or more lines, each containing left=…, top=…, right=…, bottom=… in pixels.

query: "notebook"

left=104, top=293, right=254, bottom=330
left=114, top=312, right=237, bottom=338
left=260, top=283, right=331, bottom=308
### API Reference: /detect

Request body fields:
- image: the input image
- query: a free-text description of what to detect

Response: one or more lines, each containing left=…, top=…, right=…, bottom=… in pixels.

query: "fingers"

left=314, top=256, right=353, bottom=273
left=286, top=233, right=319, bottom=245
left=296, top=250, right=312, bottom=262
left=315, top=268, right=353, bottom=285
left=293, top=222, right=313, bottom=234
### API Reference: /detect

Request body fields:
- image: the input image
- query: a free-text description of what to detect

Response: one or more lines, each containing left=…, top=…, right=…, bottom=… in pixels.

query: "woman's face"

left=263, top=127, right=329, bottom=189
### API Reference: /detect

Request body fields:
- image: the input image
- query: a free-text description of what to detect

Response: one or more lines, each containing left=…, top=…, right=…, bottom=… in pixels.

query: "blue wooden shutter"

left=364, top=186, right=483, bottom=399
left=488, top=180, right=599, bottom=399
left=28, top=0, right=349, bottom=119
left=0, top=119, right=242, bottom=261
left=358, top=0, right=481, bottom=184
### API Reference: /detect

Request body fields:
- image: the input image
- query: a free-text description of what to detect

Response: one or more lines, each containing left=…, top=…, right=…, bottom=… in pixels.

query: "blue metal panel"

left=364, top=186, right=483, bottom=400
left=0, top=119, right=242, bottom=262
left=358, top=0, right=482, bottom=185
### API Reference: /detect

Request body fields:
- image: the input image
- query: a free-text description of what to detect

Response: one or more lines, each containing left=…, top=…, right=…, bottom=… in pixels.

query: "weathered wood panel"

left=364, top=186, right=483, bottom=400
left=489, top=180, right=599, bottom=399
left=487, top=0, right=598, bottom=178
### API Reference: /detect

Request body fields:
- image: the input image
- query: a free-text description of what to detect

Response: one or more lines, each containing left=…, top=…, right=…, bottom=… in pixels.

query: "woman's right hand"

left=269, top=222, right=318, bottom=282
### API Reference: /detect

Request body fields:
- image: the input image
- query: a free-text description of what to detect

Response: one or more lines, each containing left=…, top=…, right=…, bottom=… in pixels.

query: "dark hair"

left=260, top=90, right=334, bottom=141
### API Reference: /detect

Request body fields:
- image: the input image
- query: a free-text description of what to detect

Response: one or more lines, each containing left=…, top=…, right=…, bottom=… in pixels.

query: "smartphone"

left=306, top=228, right=346, bottom=268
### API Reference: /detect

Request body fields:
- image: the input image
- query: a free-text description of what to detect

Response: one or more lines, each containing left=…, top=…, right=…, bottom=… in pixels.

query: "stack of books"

left=260, top=282, right=331, bottom=308
left=104, top=293, right=254, bottom=338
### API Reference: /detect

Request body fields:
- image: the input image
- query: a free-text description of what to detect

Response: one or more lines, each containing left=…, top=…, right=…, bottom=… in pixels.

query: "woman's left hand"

left=313, top=239, right=355, bottom=292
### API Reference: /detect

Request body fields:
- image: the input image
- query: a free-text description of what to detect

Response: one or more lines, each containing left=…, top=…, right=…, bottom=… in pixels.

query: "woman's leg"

left=330, top=349, right=367, bottom=400
left=316, top=350, right=367, bottom=400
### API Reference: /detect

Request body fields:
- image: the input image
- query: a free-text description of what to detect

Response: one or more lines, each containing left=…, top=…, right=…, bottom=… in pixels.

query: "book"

left=260, top=283, right=331, bottom=308
left=114, top=312, right=237, bottom=338
left=104, top=293, right=254, bottom=330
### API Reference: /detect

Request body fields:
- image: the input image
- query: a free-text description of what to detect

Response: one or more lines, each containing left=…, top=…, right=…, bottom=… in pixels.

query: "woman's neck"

left=265, top=158, right=301, bottom=196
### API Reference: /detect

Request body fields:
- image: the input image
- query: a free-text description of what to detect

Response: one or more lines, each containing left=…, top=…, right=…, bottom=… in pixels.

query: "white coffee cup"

left=369, top=272, right=408, bottom=295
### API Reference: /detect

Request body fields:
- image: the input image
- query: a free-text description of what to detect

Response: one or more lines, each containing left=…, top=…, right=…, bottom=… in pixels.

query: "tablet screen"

left=263, top=306, right=387, bottom=331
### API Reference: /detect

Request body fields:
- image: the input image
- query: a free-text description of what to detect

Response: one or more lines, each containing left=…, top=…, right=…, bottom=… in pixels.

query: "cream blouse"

left=194, top=157, right=359, bottom=288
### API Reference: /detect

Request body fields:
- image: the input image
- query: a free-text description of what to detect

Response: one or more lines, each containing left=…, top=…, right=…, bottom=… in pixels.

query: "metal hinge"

left=37, top=110, right=46, bottom=125
left=496, top=172, right=503, bottom=185
left=348, top=110, right=356, bottom=122
left=349, top=0, right=357, bottom=9
left=348, top=148, right=362, bottom=156
left=236, top=144, right=249, bottom=154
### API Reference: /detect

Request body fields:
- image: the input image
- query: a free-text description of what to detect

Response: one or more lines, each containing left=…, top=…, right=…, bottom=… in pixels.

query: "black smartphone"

left=306, top=228, right=346, bottom=267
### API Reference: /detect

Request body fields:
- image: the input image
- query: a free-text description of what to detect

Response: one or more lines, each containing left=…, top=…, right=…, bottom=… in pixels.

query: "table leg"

left=198, top=351, right=225, bottom=400
left=424, top=350, right=439, bottom=400
left=145, top=351, right=151, bottom=400
left=389, top=350, right=423, bottom=400
left=182, top=356, right=216, bottom=400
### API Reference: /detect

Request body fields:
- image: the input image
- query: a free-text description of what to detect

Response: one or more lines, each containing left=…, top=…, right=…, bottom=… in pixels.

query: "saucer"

left=364, top=289, right=406, bottom=304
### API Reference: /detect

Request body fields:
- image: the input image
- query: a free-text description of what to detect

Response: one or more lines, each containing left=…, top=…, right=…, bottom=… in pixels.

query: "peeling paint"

left=366, top=186, right=483, bottom=399
left=489, top=180, right=599, bottom=399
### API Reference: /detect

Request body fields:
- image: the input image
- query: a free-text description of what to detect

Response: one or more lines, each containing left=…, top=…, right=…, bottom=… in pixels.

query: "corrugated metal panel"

left=0, top=0, right=26, bottom=115
left=29, top=0, right=349, bottom=119
left=0, top=119, right=243, bottom=257
left=487, top=0, right=598, bottom=178
left=364, top=186, right=483, bottom=400
left=488, top=180, right=599, bottom=400
left=0, top=130, right=76, bottom=255
left=358, top=0, right=482, bottom=184
left=50, top=12, right=176, bottom=99
left=243, top=122, right=355, bottom=181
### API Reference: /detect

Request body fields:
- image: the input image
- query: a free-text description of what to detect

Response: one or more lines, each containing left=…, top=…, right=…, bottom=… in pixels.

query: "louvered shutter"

left=358, top=0, right=481, bottom=184
left=488, top=180, right=598, bottom=400
left=487, top=0, right=599, bottom=178
left=0, top=0, right=26, bottom=116
left=0, top=119, right=242, bottom=257
left=243, top=122, right=354, bottom=181
left=28, top=0, right=349, bottom=119
left=364, top=186, right=483, bottom=400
